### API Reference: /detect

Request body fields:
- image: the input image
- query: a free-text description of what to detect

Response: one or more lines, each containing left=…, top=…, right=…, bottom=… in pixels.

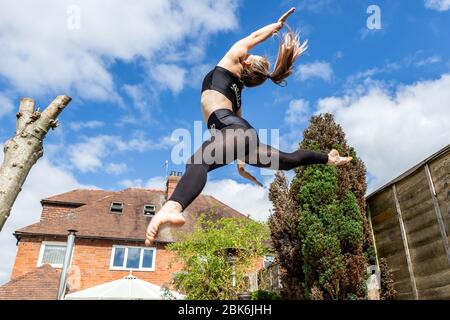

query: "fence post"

left=392, top=184, right=418, bottom=300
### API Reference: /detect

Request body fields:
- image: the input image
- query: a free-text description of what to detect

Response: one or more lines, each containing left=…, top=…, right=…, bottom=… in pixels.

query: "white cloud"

left=345, top=52, right=444, bottom=90
left=68, top=120, right=104, bottom=131
left=334, top=51, right=344, bottom=60
left=359, top=27, right=385, bottom=40
left=67, top=132, right=177, bottom=173
left=122, top=84, right=154, bottom=118
left=425, top=0, right=450, bottom=11
left=145, top=176, right=167, bottom=190
left=278, top=99, right=312, bottom=152
left=0, top=0, right=239, bottom=101
left=296, top=61, right=333, bottom=82
left=300, top=0, right=339, bottom=13
left=68, top=135, right=114, bottom=172
left=284, top=99, right=310, bottom=126
left=203, top=179, right=272, bottom=222
left=414, top=55, right=442, bottom=67
left=316, top=74, right=450, bottom=192
left=0, top=156, right=95, bottom=285
left=122, top=64, right=210, bottom=119
left=0, top=93, right=14, bottom=119
left=151, top=64, right=187, bottom=94
left=126, top=131, right=178, bottom=152
left=188, top=64, right=214, bottom=89
left=119, top=176, right=166, bottom=190
left=105, top=163, right=128, bottom=175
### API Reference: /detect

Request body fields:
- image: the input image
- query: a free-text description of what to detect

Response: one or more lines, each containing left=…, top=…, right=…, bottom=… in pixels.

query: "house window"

left=37, top=242, right=67, bottom=268
left=110, top=246, right=156, bottom=271
left=263, top=255, right=275, bottom=269
left=110, top=202, right=123, bottom=213
left=143, top=204, right=156, bottom=216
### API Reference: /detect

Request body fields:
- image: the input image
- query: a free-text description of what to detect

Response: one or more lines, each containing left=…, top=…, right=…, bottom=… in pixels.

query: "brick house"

left=0, top=173, right=264, bottom=300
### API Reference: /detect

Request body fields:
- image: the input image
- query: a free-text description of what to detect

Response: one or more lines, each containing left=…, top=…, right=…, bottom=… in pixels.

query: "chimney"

left=166, top=171, right=182, bottom=199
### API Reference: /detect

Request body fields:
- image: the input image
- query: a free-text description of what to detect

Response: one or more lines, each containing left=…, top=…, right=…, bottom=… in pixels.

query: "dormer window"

left=110, top=202, right=123, bottom=214
left=143, top=204, right=156, bottom=216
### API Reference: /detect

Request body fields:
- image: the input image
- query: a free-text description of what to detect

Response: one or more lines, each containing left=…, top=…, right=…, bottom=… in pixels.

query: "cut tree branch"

left=0, top=95, right=71, bottom=232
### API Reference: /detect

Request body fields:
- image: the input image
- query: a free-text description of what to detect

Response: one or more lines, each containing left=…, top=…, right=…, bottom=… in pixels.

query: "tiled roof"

left=16, top=188, right=247, bottom=243
left=0, top=265, right=60, bottom=300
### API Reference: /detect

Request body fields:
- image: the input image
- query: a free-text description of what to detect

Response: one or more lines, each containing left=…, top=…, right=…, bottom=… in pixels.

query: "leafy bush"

left=251, top=290, right=281, bottom=300
left=168, top=213, right=270, bottom=300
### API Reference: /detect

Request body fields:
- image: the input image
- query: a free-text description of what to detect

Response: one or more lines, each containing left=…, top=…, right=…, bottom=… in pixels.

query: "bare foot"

left=145, top=209, right=185, bottom=246
left=327, top=149, right=353, bottom=166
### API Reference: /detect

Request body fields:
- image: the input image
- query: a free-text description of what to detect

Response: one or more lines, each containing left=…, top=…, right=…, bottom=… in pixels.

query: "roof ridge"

left=43, top=188, right=115, bottom=203
left=121, top=187, right=165, bottom=192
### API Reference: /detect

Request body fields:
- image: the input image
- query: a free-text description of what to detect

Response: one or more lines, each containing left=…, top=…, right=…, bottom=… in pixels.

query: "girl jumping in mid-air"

left=145, top=7, right=352, bottom=246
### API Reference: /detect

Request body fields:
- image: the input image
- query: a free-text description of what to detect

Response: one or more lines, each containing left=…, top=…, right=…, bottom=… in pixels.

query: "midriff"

left=201, top=90, right=234, bottom=124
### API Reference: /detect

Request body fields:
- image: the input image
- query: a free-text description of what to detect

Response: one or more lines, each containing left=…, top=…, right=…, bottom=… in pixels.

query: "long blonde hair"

left=241, top=29, right=307, bottom=87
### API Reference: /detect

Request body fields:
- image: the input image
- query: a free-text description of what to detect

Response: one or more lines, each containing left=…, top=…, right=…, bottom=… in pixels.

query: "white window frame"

left=143, top=204, right=156, bottom=216
left=37, top=241, right=72, bottom=268
left=262, top=255, right=275, bottom=269
left=110, top=202, right=124, bottom=214
left=109, top=245, right=156, bottom=272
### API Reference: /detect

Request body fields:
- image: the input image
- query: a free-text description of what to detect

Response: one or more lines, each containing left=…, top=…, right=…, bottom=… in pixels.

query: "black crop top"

left=201, top=66, right=243, bottom=113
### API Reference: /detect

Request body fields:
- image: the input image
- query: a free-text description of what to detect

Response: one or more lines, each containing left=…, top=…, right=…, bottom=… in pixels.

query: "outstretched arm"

left=224, top=8, right=296, bottom=62
left=234, top=22, right=283, bottom=53
left=237, top=160, right=264, bottom=187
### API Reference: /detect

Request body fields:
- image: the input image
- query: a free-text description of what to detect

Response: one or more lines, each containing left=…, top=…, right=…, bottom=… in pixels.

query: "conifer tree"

left=269, top=113, right=378, bottom=299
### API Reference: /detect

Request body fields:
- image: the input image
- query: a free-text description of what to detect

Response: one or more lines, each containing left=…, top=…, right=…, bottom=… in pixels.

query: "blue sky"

left=0, top=0, right=450, bottom=284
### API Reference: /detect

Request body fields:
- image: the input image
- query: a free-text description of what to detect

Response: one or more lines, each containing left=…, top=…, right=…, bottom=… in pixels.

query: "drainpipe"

left=57, top=229, right=77, bottom=300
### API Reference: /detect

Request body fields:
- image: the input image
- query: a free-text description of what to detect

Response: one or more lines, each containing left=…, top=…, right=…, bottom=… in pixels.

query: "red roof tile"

left=0, top=265, right=60, bottom=300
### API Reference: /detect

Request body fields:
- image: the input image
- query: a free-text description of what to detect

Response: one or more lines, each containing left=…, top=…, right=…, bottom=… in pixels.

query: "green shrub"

left=269, top=113, right=372, bottom=299
left=251, top=290, right=281, bottom=300
left=168, top=214, right=270, bottom=300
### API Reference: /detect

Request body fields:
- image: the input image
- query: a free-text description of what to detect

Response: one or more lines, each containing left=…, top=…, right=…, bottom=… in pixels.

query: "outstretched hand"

left=237, top=162, right=264, bottom=187
left=278, top=7, right=296, bottom=25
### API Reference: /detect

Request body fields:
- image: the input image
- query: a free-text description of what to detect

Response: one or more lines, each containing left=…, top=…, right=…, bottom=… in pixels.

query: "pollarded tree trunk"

left=0, top=96, right=71, bottom=231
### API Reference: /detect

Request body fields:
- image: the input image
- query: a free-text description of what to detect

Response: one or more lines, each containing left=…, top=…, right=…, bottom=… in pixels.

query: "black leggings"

left=169, top=109, right=329, bottom=210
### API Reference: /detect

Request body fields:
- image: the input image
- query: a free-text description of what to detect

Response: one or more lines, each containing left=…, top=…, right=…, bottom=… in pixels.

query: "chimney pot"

left=166, top=172, right=182, bottom=199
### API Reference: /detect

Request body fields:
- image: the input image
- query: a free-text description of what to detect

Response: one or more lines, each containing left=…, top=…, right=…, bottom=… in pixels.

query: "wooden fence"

left=367, top=144, right=450, bottom=299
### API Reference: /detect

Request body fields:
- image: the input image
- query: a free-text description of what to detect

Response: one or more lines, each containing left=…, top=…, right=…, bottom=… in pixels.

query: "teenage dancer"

left=145, top=8, right=352, bottom=246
